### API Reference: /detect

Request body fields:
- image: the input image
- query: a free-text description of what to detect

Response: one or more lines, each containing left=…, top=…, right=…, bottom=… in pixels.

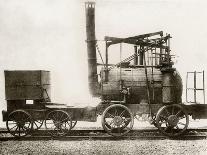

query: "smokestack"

left=85, top=2, right=99, bottom=96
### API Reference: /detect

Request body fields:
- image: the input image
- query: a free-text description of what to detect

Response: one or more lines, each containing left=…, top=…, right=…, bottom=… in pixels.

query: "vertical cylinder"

left=139, top=47, right=144, bottom=65
left=85, top=2, right=99, bottom=96
left=162, top=70, right=183, bottom=104
left=162, top=72, right=175, bottom=103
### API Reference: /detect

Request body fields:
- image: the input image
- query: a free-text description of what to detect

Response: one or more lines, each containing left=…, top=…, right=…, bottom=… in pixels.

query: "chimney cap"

left=85, top=1, right=96, bottom=8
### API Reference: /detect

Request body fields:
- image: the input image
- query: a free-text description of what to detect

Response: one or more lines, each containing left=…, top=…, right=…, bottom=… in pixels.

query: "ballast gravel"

left=0, top=139, right=207, bottom=155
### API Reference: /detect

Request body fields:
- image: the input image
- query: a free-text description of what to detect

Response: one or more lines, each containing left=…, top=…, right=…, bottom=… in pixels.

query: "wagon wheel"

left=6, top=110, right=33, bottom=137
left=102, top=104, right=134, bottom=137
left=71, top=120, right=77, bottom=129
left=65, top=112, right=77, bottom=129
left=33, top=120, right=44, bottom=130
left=156, top=104, right=189, bottom=137
left=45, top=110, right=72, bottom=137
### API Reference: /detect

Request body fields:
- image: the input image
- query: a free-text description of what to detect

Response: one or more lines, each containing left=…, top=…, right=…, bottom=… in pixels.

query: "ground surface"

left=1, top=118, right=207, bottom=154
left=0, top=139, right=207, bottom=155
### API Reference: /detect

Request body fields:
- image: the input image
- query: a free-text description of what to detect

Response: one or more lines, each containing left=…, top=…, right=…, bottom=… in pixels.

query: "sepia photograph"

left=0, top=0, right=207, bottom=154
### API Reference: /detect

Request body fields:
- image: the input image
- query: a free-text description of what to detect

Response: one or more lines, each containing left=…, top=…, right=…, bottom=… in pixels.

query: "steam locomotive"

left=2, top=2, right=207, bottom=138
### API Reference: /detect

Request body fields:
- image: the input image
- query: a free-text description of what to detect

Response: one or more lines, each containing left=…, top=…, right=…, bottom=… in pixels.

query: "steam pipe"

left=85, top=2, right=99, bottom=96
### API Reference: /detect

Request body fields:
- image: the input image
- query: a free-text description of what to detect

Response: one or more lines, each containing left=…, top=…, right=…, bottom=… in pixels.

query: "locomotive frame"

left=2, top=2, right=207, bottom=138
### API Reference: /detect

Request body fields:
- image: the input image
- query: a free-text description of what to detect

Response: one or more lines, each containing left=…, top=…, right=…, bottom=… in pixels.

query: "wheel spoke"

left=50, top=124, right=56, bottom=129
left=21, top=126, right=26, bottom=132
left=33, top=120, right=43, bottom=130
left=159, top=115, right=168, bottom=120
left=175, top=110, right=182, bottom=117
left=119, top=110, right=126, bottom=117
left=55, top=112, right=58, bottom=120
left=124, top=117, right=131, bottom=123
left=10, top=124, right=18, bottom=131
left=61, top=116, right=69, bottom=123
left=23, top=126, right=29, bottom=131
left=59, top=113, right=65, bottom=121
left=14, top=125, right=19, bottom=131
left=66, top=121, right=72, bottom=128
left=114, top=108, right=117, bottom=116
left=106, top=112, right=115, bottom=118
left=172, top=106, right=174, bottom=115
left=165, top=108, right=170, bottom=116
left=176, top=125, right=180, bottom=129
left=107, top=120, right=114, bottom=126
left=16, top=112, right=20, bottom=120
left=51, top=113, right=56, bottom=121
left=34, top=121, right=38, bottom=128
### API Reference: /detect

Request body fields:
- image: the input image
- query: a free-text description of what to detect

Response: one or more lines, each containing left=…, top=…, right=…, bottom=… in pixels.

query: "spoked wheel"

left=6, top=110, right=33, bottom=137
left=156, top=104, right=189, bottom=137
left=151, top=114, right=158, bottom=128
left=71, top=120, right=77, bottom=129
left=45, top=110, right=72, bottom=137
left=102, top=104, right=134, bottom=137
left=33, top=120, right=44, bottom=130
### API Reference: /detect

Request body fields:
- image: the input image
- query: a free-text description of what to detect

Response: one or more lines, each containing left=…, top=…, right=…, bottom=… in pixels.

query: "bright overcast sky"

left=0, top=0, right=207, bottom=124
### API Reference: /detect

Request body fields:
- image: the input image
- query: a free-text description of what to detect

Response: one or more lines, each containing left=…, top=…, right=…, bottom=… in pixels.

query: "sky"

left=0, top=0, right=207, bottom=126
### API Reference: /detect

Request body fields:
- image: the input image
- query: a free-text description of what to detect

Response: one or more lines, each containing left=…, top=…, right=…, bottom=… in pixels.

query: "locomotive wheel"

left=71, top=120, right=77, bottom=129
left=156, top=104, right=189, bottom=137
left=45, top=110, right=72, bottom=137
left=33, top=120, right=44, bottom=130
left=6, top=110, right=33, bottom=137
left=102, top=104, right=134, bottom=137
left=151, top=114, right=158, bottom=128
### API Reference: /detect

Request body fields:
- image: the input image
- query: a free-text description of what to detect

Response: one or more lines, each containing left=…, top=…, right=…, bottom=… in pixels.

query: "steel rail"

left=0, top=129, right=207, bottom=141
left=1, top=128, right=207, bottom=134
left=0, top=134, right=206, bottom=141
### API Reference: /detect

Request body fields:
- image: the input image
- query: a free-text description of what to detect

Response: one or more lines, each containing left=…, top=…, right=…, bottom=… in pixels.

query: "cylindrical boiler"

left=100, top=67, right=183, bottom=104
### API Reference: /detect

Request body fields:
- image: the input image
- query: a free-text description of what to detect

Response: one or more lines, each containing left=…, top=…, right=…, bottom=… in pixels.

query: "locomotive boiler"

left=2, top=2, right=207, bottom=138
left=86, top=2, right=182, bottom=106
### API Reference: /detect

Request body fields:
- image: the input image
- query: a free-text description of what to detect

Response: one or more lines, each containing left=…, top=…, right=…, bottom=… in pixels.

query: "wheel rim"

left=156, top=104, right=189, bottom=137
left=45, top=110, right=72, bottom=137
left=33, top=120, right=44, bottom=130
left=102, top=104, right=134, bottom=137
left=6, top=110, right=33, bottom=137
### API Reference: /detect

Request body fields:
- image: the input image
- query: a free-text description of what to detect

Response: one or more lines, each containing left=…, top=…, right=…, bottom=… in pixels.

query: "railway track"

left=0, top=129, right=207, bottom=141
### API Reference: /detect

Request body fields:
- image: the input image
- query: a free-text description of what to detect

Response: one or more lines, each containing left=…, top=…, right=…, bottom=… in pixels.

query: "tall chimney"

left=85, top=2, right=99, bottom=96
